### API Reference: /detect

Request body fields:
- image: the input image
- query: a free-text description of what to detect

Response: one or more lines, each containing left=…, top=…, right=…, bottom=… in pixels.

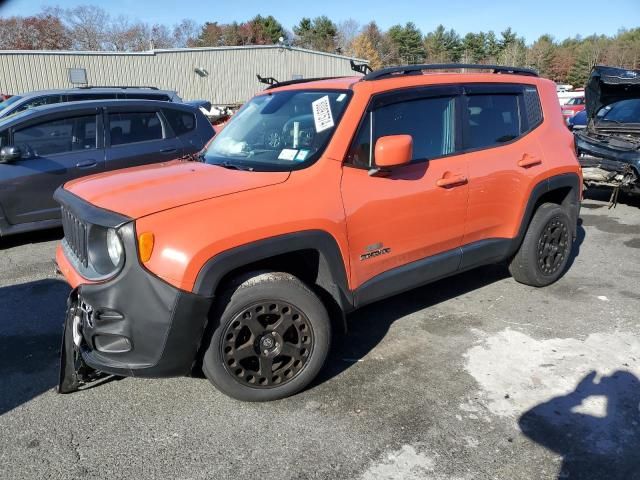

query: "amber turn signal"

left=138, top=232, right=155, bottom=262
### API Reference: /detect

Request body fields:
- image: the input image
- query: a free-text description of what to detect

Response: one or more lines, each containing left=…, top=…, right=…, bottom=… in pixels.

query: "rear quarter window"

left=523, top=87, right=543, bottom=130
left=162, top=108, right=196, bottom=136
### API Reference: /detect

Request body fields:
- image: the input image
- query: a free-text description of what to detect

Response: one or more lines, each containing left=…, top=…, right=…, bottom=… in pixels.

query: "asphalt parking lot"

left=1, top=189, right=639, bottom=480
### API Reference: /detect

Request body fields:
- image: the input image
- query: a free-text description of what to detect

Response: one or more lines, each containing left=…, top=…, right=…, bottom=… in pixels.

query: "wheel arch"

left=510, top=172, right=581, bottom=255
left=193, top=230, right=354, bottom=313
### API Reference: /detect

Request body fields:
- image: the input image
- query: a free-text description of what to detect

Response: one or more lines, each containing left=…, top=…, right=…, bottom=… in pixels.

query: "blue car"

left=567, top=109, right=587, bottom=130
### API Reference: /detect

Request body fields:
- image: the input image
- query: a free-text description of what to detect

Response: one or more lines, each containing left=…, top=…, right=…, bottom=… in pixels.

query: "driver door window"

left=347, top=95, right=456, bottom=168
left=13, top=115, right=97, bottom=158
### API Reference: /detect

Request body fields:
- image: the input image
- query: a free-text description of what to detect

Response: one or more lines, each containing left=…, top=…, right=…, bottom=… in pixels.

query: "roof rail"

left=350, top=60, right=372, bottom=75
left=257, top=74, right=345, bottom=90
left=77, top=85, right=160, bottom=90
left=361, top=63, right=538, bottom=81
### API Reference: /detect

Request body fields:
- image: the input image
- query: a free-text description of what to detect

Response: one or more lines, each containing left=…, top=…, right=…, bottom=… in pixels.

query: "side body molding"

left=192, top=173, right=580, bottom=314
left=193, top=230, right=354, bottom=311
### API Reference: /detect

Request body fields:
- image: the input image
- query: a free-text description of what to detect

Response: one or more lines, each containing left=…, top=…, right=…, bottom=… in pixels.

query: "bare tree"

left=336, top=19, right=360, bottom=55
left=173, top=19, right=200, bottom=48
left=55, top=5, right=110, bottom=50
left=106, top=16, right=150, bottom=51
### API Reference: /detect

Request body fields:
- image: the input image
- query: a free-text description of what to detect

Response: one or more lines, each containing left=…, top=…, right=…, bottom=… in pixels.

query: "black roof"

left=0, top=99, right=198, bottom=127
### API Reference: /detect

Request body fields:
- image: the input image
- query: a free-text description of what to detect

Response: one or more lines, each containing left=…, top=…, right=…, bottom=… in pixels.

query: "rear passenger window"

left=466, top=94, right=522, bottom=149
left=108, top=112, right=164, bottom=146
left=464, top=86, right=543, bottom=151
left=347, top=96, right=456, bottom=168
left=163, top=109, right=196, bottom=136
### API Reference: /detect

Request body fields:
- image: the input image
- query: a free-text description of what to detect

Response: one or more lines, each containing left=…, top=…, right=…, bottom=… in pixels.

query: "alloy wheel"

left=537, top=217, right=569, bottom=275
left=221, top=301, right=314, bottom=388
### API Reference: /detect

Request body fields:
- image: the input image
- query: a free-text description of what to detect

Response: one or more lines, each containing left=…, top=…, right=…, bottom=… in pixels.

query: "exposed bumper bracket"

left=57, top=291, right=106, bottom=394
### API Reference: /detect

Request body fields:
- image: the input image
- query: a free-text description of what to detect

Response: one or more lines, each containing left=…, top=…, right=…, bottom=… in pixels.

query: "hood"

left=64, top=160, right=290, bottom=219
left=586, top=65, right=640, bottom=120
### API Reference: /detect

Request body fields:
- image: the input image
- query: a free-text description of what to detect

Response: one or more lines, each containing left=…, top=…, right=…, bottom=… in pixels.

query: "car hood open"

left=64, top=160, right=290, bottom=219
left=585, top=65, right=640, bottom=120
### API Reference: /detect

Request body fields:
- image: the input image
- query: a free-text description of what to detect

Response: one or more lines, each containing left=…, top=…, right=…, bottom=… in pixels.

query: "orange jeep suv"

left=56, top=63, right=582, bottom=401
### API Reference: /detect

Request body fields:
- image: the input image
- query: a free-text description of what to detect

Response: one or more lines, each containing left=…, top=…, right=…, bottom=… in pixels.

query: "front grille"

left=61, top=206, right=89, bottom=268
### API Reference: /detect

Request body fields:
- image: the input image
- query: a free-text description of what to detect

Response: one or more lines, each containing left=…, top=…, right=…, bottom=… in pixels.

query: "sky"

left=0, top=0, right=638, bottom=44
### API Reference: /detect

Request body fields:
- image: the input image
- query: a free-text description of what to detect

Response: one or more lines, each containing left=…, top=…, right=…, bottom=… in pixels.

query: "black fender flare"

left=509, top=172, right=581, bottom=256
left=193, top=230, right=354, bottom=311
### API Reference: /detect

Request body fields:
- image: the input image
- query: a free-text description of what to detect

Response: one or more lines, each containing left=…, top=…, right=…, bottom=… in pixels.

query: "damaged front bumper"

left=55, top=191, right=214, bottom=394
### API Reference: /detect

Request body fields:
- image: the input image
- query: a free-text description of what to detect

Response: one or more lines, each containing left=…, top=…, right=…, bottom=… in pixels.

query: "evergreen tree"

left=388, top=22, right=425, bottom=64
left=293, top=16, right=337, bottom=52
left=528, top=34, right=556, bottom=77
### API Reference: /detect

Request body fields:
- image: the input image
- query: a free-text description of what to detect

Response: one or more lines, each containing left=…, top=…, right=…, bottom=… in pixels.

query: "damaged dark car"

left=575, top=66, right=640, bottom=204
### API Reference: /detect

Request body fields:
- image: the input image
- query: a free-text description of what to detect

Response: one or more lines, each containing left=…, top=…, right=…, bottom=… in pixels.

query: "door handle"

left=518, top=154, right=542, bottom=168
left=76, top=160, right=97, bottom=169
left=436, top=174, right=468, bottom=188
left=160, top=147, right=177, bottom=154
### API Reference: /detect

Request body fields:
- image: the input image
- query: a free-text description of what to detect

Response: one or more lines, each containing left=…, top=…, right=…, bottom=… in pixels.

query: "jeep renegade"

left=55, top=63, right=582, bottom=401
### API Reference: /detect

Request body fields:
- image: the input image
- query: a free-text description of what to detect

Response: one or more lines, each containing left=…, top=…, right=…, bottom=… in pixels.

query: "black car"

left=0, top=99, right=215, bottom=236
left=0, top=86, right=182, bottom=119
left=575, top=66, right=640, bottom=199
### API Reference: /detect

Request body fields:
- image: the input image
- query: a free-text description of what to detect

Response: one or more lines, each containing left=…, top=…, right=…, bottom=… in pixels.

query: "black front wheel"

left=202, top=271, right=331, bottom=401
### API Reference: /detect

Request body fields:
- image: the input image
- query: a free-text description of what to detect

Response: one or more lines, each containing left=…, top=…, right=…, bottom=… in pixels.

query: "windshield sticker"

left=312, top=96, right=335, bottom=133
left=278, top=148, right=298, bottom=161
left=295, top=149, right=309, bottom=161
left=337, top=93, right=347, bottom=102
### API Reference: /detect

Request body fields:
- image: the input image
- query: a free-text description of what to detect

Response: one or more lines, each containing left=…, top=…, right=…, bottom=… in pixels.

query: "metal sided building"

left=0, top=45, right=364, bottom=105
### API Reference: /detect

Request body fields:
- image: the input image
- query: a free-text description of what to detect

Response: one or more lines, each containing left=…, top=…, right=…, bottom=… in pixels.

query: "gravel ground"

left=1, top=189, right=639, bottom=480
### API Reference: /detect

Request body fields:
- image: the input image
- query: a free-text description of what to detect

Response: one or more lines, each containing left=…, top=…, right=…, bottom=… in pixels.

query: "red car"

left=562, top=95, right=585, bottom=121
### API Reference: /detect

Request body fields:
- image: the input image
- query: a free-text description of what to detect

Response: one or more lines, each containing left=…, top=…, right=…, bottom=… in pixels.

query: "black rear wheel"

left=509, top=202, right=574, bottom=287
left=203, top=271, right=331, bottom=401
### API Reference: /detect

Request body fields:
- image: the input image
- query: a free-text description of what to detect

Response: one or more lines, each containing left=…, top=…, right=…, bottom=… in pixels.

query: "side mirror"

left=369, top=135, right=413, bottom=177
left=0, top=145, right=21, bottom=164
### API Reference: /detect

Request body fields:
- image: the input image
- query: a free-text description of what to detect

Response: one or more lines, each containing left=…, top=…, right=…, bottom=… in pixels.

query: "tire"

left=509, top=203, right=573, bottom=287
left=202, top=271, right=331, bottom=401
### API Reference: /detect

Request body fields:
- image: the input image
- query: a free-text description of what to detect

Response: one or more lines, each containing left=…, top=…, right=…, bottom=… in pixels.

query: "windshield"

left=0, top=95, right=22, bottom=112
left=203, top=89, right=351, bottom=171
left=566, top=97, right=584, bottom=105
left=596, top=99, right=640, bottom=124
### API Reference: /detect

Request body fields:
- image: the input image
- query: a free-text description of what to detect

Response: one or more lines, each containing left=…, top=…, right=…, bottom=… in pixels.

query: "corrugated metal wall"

left=0, top=46, right=363, bottom=104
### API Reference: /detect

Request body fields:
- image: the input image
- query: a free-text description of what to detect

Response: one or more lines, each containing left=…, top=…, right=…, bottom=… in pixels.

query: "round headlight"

left=106, top=228, right=123, bottom=266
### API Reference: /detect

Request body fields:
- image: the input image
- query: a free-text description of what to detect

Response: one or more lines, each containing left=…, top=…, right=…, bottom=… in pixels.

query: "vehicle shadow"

left=565, top=219, right=586, bottom=272
left=583, top=187, right=640, bottom=209
left=317, top=262, right=511, bottom=386
left=519, top=370, right=640, bottom=480
left=0, top=227, right=63, bottom=250
left=318, top=221, right=587, bottom=389
left=0, top=278, right=70, bottom=415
